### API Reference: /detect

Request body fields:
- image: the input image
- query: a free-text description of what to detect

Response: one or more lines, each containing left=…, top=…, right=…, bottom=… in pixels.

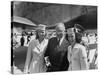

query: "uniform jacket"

left=24, top=39, right=48, bottom=73
left=68, top=43, right=89, bottom=71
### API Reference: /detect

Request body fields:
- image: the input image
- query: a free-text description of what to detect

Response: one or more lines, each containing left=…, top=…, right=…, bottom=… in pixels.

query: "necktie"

left=57, top=38, right=60, bottom=46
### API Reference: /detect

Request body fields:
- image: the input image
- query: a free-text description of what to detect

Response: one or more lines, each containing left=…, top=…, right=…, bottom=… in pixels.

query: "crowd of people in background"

left=12, top=27, right=97, bottom=50
left=11, top=31, right=36, bottom=49
left=12, top=23, right=97, bottom=74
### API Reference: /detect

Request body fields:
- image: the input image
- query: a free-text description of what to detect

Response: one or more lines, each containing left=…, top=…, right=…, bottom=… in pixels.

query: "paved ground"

left=13, top=46, right=28, bottom=74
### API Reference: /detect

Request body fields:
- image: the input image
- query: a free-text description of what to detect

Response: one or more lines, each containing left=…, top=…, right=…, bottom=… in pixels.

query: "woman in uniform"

left=67, top=27, right=89, bottom=71
left=24, top=24, right=48, bottom=73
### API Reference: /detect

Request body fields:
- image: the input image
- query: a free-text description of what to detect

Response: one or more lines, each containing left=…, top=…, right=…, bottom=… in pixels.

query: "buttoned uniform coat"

left=24, top=39, right=48, bottom=73
left=68, top=43, right=89, bottom=71
left=45, top=37, right=69, bottom=72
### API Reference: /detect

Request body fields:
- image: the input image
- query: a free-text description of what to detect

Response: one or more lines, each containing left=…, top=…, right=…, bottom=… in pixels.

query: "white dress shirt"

left=58, top=36, right=65, bottom=46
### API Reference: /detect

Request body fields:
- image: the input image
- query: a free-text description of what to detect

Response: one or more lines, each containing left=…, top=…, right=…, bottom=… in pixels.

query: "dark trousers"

left=47, top=65, right=66, bottom=72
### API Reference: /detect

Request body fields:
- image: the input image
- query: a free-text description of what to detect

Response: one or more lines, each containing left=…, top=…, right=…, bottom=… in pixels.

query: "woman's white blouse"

left=68, top=43, right=89, bottom=71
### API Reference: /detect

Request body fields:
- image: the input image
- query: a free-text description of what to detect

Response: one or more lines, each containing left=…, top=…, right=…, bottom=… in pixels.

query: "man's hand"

left=45, top=56, right=51, bottom=67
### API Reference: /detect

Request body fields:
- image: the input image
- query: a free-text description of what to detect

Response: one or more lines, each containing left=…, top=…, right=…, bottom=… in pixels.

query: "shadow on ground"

left=14, top=46, right=28, bottom=72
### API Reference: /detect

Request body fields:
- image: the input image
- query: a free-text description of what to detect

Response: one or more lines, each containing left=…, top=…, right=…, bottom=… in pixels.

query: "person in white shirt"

left=67, top=27, right=89, bottom=71
left=24, top=24, right=48, bottom=74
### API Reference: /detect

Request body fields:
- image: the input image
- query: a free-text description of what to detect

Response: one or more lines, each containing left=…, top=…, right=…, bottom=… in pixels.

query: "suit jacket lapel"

left=57, top=38, right=68, bottom=51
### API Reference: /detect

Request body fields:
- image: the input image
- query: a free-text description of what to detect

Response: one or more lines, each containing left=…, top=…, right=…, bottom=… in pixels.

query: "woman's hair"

left=75, top=32, right=82, bottom=43
left=36, top=30, right=39, bottom=39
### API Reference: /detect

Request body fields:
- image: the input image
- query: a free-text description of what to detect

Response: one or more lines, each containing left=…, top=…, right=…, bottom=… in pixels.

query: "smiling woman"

left=67, top=28, right=89, bottom=70
left=24, top=24, right=49, bottom=74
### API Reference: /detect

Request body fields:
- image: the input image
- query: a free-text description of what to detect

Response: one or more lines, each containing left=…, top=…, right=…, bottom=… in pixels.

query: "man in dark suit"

left=45, top=23, right=69, bottom=72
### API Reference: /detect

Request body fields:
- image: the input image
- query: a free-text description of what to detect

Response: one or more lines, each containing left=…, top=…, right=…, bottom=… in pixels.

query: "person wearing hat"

left=67, top=27, right=89, bottom=71
left=44, top=23, right=69, bottom=72
left=24, top=24, right=49, bottom=73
